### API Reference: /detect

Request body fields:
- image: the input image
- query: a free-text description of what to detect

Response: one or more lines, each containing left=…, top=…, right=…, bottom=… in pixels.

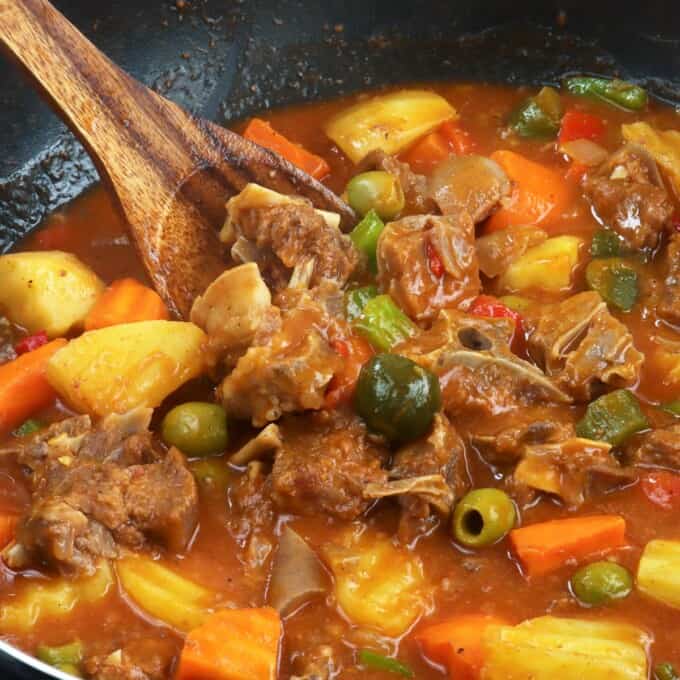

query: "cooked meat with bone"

left=657, top=232, right=680, bottom=326
left=271, top=410, right=388, bottom=520
left=527, top=291, right=643, bottom=401
left=84, top=638, right=178, bottom=680
left=428, top=155, right=510, bottom=223
left=476, top=225, right=548, bottom=278
left=399, top=310, right=570, bottom=418
left=3, top=410, right=198, bottom=575
left=583, top=145, right=673, bottom=251
left=377, top=214, right=480, bottom=322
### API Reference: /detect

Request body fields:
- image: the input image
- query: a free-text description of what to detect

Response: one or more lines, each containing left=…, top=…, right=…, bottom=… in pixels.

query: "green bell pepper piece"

left=585, top=258, right=639, bottom=312
left=353, top=294, right=417, bottom=351
left=661, top=399, right=680, bottom=417
left=36, top=641, right=83, bottom=668
left=350, top=209, right=385, bottom=273
left=564, top=77, right=647, bottom=111
left=13, top=418, right=43, bottom=437
left=345, top=285, right=379, bottom=323
left=590, top=229, right=628, bottom=259
left=576, top=389, right=649, bottom=446
left=509, top=86, right=563, bottom=138
left=358, top=650, right=414, bottom=678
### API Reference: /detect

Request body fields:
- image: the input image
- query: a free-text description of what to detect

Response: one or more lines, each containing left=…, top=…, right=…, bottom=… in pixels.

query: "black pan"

left=0, top=0, right=679, bottom=676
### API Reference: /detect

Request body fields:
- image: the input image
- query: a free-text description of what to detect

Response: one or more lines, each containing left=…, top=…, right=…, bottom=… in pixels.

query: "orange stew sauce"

left=1, top=82, right=680, bottom=678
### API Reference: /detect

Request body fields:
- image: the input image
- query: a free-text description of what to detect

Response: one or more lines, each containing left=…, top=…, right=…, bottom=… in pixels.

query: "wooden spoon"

left=0, top=0, right=354, bottom=318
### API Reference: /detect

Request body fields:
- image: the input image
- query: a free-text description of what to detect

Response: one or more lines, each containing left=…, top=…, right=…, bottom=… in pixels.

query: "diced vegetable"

left=654, top=663, right=680, bottom=680
left=243, top=118, right=330, bottom=180
left=189, top=458, right=231, bottom=490
left=0, top=514, right=18, bottom=551
left=321, top=528, right=428, bottom=636
left=325, top=334, right=374, bottom=409
left=116, top=556, right=214, bottom=631
left=14, top=331, right=49, bottom=356
left=400, top=129, right=452, bottom=174
left=355, top=353, right=441, bottom=444
left=0, top=561, right=113, bottom=632
left=469, top=295, right=525, bottom=352
left=621, top=122, right=680, bottom=194
left=485, top=151, right=571, bottom=232
left=509, top=515, right=627, bottom=577
left=482, top=616, right=650, bottom=680
left=591, top=229, right=628, bottom=258
left=640, top=471, right=680, bottom=510
left=585, top=258, right=639, bottom=312
left=84, top=278, right=169, bottom=331
left=564, top=76, right=648, bottom=111
left=349, top=210, right=385, bottom=272
left=358, top=650, right=414, bottom=678
left=347, top=171, right=405, bottom=220
left=575, top=389, right=649, bottom=446
left=560, top=139, right=609, bottom=167
left=509, top=86, right=562, bottom=139
left=176, top=608, right=281, bottom=680
left=426, top=241, right=445, bottom=278
left=637, top=539, right=680, bottom=610
left=439, top=120, right=476, bottom=155
left=661, top=399, right=680, bottom=416
left=161, top=402, right=228, bottom=458
left=36, top=641, right=84, bottom=668
left=570, top=561, right=633, bottom=606
left=0, top=339, right=67, bottom=437
left=499, top=235, right=583, bottom=294
left=325, top=90, right=456, bottom=163
left=353, top=294, right=417, bottom=351
left=46, top=320, right=205, bottom=417
left=345, top=285, right=379, bottom=323
left=559, top=109, right=605, bottom=143
left=12, top=418, right=43, bottom=437
left=0, top=251, right=104, bottom=337
left=452, top=489, right=517, bottom=548
left=416, top=614, right=508, bottom=680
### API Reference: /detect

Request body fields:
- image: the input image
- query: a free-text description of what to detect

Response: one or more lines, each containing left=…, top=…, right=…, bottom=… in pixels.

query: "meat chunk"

left=271, top=410, right=388, bottom=520
left=527, top=292, right=643, bottom=401
left=4, top=411, right=198, bottom=575
left=428, top=155, right=510, bottom=223
left=629, top=424, right=680, bottom=471
left=377, top=214, right=480, bottom=322
left=219, top=286, right=343, bottom=426
left=399, top=310, right=570, bottom=418
left=657, top=233, right=680, bottom=326
left=476, top=225, right=548, bottom=278
left=223, top=197, right=359, bottom=293
left=84, top=638, right=177, bottom=680
left=583, top=146, right=673, bottom=251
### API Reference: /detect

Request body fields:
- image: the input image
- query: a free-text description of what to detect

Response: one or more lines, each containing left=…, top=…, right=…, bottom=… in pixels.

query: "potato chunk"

left=482, top=616, right=649, bottom=680
left=47, top=320, right=206, bottom=416
left=637, top=539, right=680, bottom=610
left=321, top=527, right=429, bottom=636
left=0, top=251, right=104, bottom=337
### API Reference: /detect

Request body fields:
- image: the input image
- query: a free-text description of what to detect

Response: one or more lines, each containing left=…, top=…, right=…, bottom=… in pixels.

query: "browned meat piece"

left=359, top=150, right=434, bottom=213
left=84, top=638, right=177, bottom=680
left=629, top=424, right=680, bottom=471
left=377, top=214, right=480, bottom=322
left=0, top=317, right=16, bottom=365
left=219, top=287, right=344, bottom=426
left=225, top=201, right=359, bottom=293
left=476, top=225, right=548, bottom=278
left=428, top=155, right=511, bottom=223
left=527, top=292, right=643, bottom=401
left=378, top=414, right=468, bottom=542
left=583, top=146, right=673, bottom=250
left=399, top=310, right=570, bottom=418
left=271, top=410, right=388, bottom=520
left=657, top=232, right=680, bottom=326
left=4, top=411, right=198, bottom=575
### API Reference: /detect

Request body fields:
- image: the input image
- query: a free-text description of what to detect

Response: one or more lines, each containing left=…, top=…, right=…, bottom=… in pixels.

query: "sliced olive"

left=570, top=560, right=633, bottom=606
left=452, top=488, right=517, bottom=548
left=346, top=171, right=405, bottom=220
left=161, top=402, right=228, bottom=457
left=354, top=353, right=441, bottom=444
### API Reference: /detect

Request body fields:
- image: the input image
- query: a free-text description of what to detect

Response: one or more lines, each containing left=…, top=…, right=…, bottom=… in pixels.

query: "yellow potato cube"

left=637, top=539, right=680, bottom=610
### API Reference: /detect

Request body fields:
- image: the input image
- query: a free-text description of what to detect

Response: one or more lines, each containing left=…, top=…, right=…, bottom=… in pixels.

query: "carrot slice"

left=0, top=339, right=68, bottom=436
left=439, top=120, right=476, bottom=155
left=509, top=515, right=626, bottom=577
left=84, top=278, right=169, bottom=331
left=244, top=118, right=330, bottom=180
left=416, top=614, right=508, bottom=680
left=176, top=607, right=281, bottom=680
left=485, top=150, right=571, bottom=233
left=0, top=514, right=19, bottom=551
left=400, top=131, right=451, bottom=174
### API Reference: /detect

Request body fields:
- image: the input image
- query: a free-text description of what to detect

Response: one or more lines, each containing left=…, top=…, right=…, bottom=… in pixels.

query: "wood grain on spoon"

left=0, top=0, right=354, bottom=318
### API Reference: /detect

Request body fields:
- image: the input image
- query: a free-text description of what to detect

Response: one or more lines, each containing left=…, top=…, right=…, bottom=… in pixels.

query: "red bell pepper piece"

left=14, top=331, right=49, bottom=356
left=469, top=295, right=525, bottom=352
left=325, top=335, right=374, bottom=408
left=559, top=109, right=605, bottom=144
left=426, top=241, right=445, bottom=278
left=641, top=471, right=680, bottom=510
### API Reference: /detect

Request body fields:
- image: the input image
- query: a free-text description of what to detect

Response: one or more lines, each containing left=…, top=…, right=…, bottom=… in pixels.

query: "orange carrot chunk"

left=176, top=607, right=281, bottom=680
left=485, top=150, right=571, bottom=233
left=416, top=614, right=508, bottom=680
left=84, top=278, right=169, bottom=331
left=509, top=514, right=627, bottom=577
left=0, top=514, right=19, bottom=551
left=0, top=339, right=68, bottom=437
left=439, top=120, right=476, bottom=155
left=400, top=131, right=452, bottom=174
left=244, top=118, right=331, bottom=181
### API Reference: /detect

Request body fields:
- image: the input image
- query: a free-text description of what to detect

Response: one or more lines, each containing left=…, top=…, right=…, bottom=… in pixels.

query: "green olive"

left=354, top=353, right=441, bottom=444
left=452, top=489, right=517, bottom=548
left=161, top=402, right=228, bottom=458
left=346, top=171, right=405, bottom=220
left=570, top=560, right=633, bottom=606
left=654, top=663, right=680, bottom=680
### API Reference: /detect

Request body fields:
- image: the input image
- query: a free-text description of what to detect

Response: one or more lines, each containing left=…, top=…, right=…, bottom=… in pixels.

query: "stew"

left=1, top=79, right=680, bottom=680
